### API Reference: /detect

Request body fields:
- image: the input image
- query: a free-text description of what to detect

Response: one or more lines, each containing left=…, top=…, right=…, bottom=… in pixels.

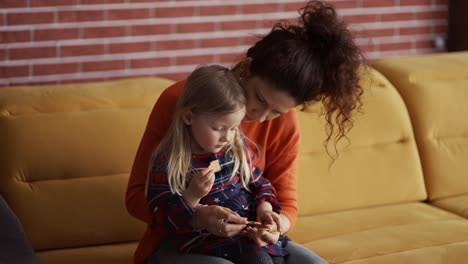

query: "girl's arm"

left=146, top=170, right=198, bottom=234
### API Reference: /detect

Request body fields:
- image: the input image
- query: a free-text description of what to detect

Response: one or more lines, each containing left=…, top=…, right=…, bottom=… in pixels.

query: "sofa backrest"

left=371, top=52, right=468, bottom=201
left=0, top=77, right=174, bottom=251
left=295, top=67, right=427, bottom=216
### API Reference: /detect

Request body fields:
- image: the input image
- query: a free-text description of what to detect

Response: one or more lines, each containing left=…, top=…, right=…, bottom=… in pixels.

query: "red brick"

left=359, top=43, right=377, bottom=53
left=107, top=9, right=151, bottom=20
left=109, top=42, right=152, bottom=54
left=175, top=55, right=215, bottom=65
left=7, top=12, right=55, bottom=26
left=159, top=72, right=190, bottom=82
left=131, top=24, right=173, bottom=36
left=283, top=2, right=308, bottom=12
left=361, top=28, right=395, bottom=37
left=61, top=44, right=106, bottom=57
left=0, top=13, right=4, bottom=26
left=415, top=40, right=434, bottom=49
left=342, top=14, right=379, bottom=24
left=130, top=57, right=171, bottom=68
left=434, top=0, right=448, bottom=4
left=80, top=0, right=125, bottom=4
left=127, top=0, right=160, bottom=2
left=240, top=35, right=260, bottom=46
left=0, top=30, right=31, bottom=43
left=31, top=0, right=78, bottom=7
left=199, top=37, right=241, bottom=48
left=259, top=19, right=283, bottom=29
left=0, top=49, right=6, bottom=60
left=415, top=10, right=447, bottom=20
left=82, top=60, right=125, bottom=72
left=83, top=26, right=128, bottom=38
left=1, top=65, right=29, bottom=78
left=9, top=47, right=56, bottom=60
left=154, top=7, right=195, bottom=18
left=329, top=0, right=359, bottom=9
left=380, top=12, right=414, bottom=22
left=380, top=41, right=412, bottom=51
left=433, top=24, right=448, bottom=34
left=176, top=22, right=216, bottom=33
left=399, top=0, right=432, bottom=5
left=199, top=5, right=239, bottom=16
left=33, top=63, right=79, bottom=75
left=240, top=3, right=281, bottom=14
left=218, top=53, right=244, bottom=64
left=0, top=0, right=28, bottom=8
left=34, top=28, right=79, bottom=41
left=400, top=26, right=431, bottom=35
left=220, top=21, right=257, bottom=31
left=362, top=0, right=396, bottom=8
left=155, top=40, right=197, bottom=50
left=59, top=10, right=105, bottom=22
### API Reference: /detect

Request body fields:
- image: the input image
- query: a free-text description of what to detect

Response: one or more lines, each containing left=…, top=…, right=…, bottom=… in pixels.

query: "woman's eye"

left=256, top=93, right=266, bottom=104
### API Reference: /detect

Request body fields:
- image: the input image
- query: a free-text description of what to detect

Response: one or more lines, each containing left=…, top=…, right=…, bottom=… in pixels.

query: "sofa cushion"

left=295, top=67, right=426, bottom=216
left=370, top=52, right=468, bottom=207
left=288, top=202, right=468, bottom=264
left=0, top=77, right=174, bottom=252
left=431, top=194, right=468, bottom=219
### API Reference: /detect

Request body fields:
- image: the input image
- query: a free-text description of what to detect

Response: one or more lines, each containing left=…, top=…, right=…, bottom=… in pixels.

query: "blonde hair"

left=147, top=65, right=254, bottom=195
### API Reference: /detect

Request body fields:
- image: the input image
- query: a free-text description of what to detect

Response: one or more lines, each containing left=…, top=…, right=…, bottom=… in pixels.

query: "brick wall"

left=0, top=0, right=448, bottom=86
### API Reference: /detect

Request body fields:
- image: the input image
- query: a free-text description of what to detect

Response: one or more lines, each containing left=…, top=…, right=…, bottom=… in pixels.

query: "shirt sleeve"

left=146, top=161, right=196, bottom=234
left=246, top=144, right=282, bottom=214
left=248, top=167, right=282, bottom=214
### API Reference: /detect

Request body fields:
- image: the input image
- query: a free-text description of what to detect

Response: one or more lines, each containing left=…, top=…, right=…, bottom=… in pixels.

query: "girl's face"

left=186, top=107, right=246, bottom=154
left=241, top=76, right=297, bottom=122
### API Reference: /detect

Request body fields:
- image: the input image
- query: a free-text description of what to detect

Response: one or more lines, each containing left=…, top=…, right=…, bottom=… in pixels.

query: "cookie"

left=208, top=160, right=221, bottom=173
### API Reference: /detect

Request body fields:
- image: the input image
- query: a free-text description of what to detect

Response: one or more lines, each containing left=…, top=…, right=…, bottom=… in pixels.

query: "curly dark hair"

left=246, top=0, right=363, bottom=159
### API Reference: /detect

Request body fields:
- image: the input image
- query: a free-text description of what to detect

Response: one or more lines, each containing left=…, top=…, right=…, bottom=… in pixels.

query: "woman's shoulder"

left=156, top=80, right=186, bottom=106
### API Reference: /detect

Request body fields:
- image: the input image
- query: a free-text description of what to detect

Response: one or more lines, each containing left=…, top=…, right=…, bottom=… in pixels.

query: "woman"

left=126, top=1, right=363, bottom=263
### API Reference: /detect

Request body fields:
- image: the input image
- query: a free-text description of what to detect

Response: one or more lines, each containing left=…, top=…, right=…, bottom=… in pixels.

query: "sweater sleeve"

left=125, top=81, right=185, bottom=224
left=264, top=111, right=300, bottom=228
left=146, top=162, right=195, bottom=234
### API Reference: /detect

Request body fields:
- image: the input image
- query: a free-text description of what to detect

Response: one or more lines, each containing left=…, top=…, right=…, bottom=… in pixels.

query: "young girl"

left=145, top=65, right=288, bottom=264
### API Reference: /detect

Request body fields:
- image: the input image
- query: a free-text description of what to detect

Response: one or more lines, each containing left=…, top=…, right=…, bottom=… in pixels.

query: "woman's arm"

left=125, top=82, right=183, bottom=224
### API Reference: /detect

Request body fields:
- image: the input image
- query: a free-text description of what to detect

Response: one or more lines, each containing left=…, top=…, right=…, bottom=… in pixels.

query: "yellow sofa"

left=1, top=51, right=468, bottom=264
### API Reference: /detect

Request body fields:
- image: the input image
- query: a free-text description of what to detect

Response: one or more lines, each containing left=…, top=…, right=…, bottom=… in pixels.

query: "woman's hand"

left=183, top=168, right=215, bottom=207
left=194, top=205, right=247, bottom=237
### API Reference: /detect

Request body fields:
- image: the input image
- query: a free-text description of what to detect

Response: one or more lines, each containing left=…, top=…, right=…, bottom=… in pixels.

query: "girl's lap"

left=147, top=241, right=328, bottom=264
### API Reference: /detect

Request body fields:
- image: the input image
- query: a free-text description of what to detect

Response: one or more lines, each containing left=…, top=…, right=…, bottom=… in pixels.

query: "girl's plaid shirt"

left=146, top=149, right=289, bottom=258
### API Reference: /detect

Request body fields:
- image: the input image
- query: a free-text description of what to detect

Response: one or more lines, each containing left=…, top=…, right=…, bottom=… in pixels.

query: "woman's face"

left=242, top=76, right=297, bottom=122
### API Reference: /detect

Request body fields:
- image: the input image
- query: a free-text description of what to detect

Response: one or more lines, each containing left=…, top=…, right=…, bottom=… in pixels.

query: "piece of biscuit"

left=247, top=221, right=271, bottom=231
left=209, top=160, right=221, bottom=173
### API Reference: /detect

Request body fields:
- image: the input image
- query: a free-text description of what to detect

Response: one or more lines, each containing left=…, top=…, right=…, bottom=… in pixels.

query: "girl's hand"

left=194, top=205, right=248, bottom=237
left=183, top=168, right=215, bottom=207
left=242, top=222, right=280, bottom=246
left=256, top=202, right=282, bottom=234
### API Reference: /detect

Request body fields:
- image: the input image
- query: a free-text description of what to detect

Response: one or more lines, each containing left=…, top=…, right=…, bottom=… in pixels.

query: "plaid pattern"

left=146, top=149, right=289, bottom=259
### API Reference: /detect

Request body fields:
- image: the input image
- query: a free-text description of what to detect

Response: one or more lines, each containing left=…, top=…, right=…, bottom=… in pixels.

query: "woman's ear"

left=182, top=109, right=192, bottom=125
